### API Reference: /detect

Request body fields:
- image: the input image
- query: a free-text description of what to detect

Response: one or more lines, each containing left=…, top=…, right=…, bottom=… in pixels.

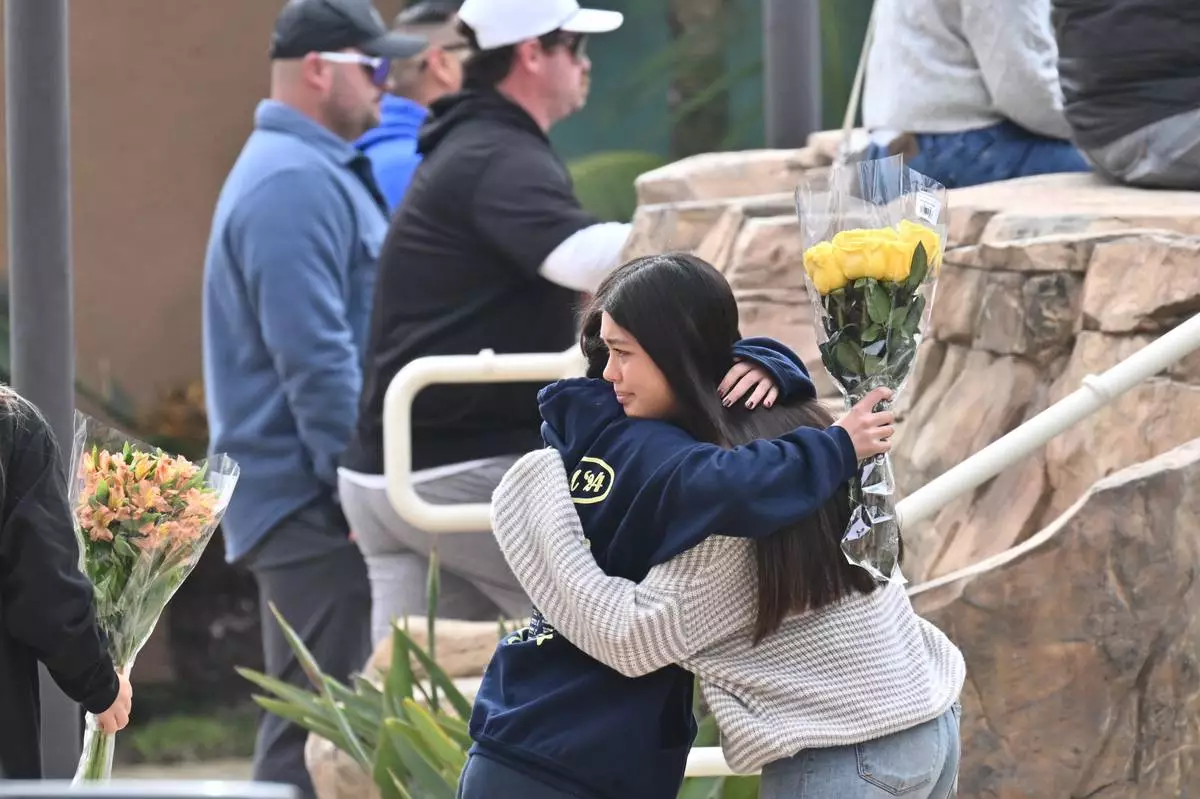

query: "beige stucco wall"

left=0, top=0, right=404, bottom=411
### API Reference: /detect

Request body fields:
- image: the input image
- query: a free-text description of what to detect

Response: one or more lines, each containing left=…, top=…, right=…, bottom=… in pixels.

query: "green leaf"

left=112, top=535, right=137, bottom=560
left=385, top=625, right=413, bottom=721
left=267, top=604, right=373, bottom=770
left=325, top=680, right=384, bottom=750
left=383, top=719, right=458, bottom=799
left=236, top=667, right=332, bottom=719
left=252, top=696, right=347, bottom=753
left=677, top=778, right=725, bottom=799
left=833, top=339, right=863, bottom=375
left=866, top=282, right=893, bottom=324
left=863, top=354, right=884, bottom=374
left=861, top=323, right=885, bottom=343
left=693, top=711, right=721, bottom=747
left=389, top=773, right=416, bottom=799
left=397, top=627, right=473, bottom=721
left=427, top=552, right=440, bottom=715
left=435, top=714, right=474, bottom=751
left=95, top=478, right=109, bottom=504
left=904, top=243, right=930, bottom=291
left=719, top=776, right=762, bottom=799
left=402, top=699, right=467, bottom=776
left=904, top=293, right=927, bottom=337
left=373, top=725, right=412, bottom=799
left=353, top=674, right=384, bottom=704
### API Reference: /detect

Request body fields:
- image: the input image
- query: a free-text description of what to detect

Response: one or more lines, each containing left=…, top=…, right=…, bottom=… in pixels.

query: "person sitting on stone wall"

left=357, top=0, right=470, bottom=212
left=1052, top=0, right=1200, bottom=190
left=863, top=0, right=1091, bottom=189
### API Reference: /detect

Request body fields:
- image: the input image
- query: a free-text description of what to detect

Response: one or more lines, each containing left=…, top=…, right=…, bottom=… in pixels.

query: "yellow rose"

left=898, top=219, right=942, bottom=272
left=831, top=227, right=911, bottom=284
left=802, top=241, right=846, bottom=295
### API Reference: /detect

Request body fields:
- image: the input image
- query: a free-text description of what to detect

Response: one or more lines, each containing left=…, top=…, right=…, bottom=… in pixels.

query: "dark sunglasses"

left=317, top=52, right=392, bottom=88
left=539, top=32, right=588, bottom=60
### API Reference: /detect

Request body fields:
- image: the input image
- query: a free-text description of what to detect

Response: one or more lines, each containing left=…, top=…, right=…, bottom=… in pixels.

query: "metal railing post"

left=5, top=0, right=81, bottom=776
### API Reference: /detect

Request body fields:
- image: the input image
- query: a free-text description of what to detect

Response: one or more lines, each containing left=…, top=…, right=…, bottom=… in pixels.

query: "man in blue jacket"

left=201, top=0, right=424, bottom=795
left=358, top=1, right=469, bottom=212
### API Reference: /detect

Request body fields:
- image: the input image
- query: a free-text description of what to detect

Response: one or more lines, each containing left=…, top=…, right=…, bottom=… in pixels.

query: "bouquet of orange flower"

left=69, top=411, right=239, bottom=782
left=795, top=155, right=947, bottom=583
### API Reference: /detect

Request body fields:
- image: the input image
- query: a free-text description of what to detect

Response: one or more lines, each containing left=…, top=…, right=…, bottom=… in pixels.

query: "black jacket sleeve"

left=0, top=409, right=118, bottom=714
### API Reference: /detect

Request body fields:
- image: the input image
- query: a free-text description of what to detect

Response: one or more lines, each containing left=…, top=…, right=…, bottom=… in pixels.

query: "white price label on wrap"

left=915, top=190, right=941, bottom=225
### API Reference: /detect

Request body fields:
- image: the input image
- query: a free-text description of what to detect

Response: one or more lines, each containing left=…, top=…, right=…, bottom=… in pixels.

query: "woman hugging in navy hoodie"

left=459, top=253, right=895, bottom=799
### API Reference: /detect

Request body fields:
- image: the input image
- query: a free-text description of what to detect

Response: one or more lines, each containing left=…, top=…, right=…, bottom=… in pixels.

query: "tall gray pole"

left=5, top=0, right=82, bottom=777
left=763, top=0, right=822, bottom=148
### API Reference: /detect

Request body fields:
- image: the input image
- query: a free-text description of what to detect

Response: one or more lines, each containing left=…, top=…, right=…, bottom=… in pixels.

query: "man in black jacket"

left=339, top=0, right=631, bottom=642
left=0, top=391, right=132, bottom=778
left=1053, top=0, right=1200, bottom=189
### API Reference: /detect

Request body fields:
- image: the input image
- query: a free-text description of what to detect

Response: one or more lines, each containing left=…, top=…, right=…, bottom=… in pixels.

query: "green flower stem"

left=74, top=715, right=116, bottom=782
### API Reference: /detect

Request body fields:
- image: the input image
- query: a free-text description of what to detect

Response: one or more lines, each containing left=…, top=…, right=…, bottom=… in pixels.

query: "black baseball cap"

left=270, top=0, right=429, bottom=60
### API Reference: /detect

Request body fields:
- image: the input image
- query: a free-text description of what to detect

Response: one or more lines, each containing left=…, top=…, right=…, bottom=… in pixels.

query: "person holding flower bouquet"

left=0, top=387, right=132, bottom=779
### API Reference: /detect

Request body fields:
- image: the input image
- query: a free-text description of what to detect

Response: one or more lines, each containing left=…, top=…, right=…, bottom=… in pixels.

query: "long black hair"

left=582, top=253, right=892, bottom=640
left=722, top=399, right=899, bottom=643
left=579, top=252, right=740, bottom=445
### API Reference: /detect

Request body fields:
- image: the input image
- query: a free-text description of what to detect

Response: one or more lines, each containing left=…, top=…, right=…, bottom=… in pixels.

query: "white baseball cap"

left=457, top=0, right=624, bottom=50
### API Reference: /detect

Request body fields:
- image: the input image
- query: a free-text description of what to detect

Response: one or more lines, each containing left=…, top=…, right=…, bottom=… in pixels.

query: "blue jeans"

left=759, top=705, right=961, bottom=798
left=872, top=121, right=1091, bottom=189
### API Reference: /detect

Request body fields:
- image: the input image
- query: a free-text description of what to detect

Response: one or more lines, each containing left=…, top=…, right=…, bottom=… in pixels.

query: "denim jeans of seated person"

left=759, top=703, right=961, bottom=799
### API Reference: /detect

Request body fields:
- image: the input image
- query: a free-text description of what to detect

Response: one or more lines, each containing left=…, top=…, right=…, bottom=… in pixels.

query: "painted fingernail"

left=746, top=400, right=755, bottom=409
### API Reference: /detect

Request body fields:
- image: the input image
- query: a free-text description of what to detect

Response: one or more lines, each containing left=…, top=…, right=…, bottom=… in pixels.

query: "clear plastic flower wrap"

left=68, top=411, right=240, bottom=782
left=794, top=155, right=947, bottom=583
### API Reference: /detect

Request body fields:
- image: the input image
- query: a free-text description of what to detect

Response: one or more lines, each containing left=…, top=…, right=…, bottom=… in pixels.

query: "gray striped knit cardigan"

left=491, top=448, right=966, bottom=774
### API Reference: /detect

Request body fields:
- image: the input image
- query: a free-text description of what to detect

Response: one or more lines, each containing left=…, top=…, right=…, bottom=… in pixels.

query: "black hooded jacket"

left=343, top=89, right=596, bottom=475
left=0, top=401, right=117, bottom=778
left=1053, top=0, right=1200, bottom=149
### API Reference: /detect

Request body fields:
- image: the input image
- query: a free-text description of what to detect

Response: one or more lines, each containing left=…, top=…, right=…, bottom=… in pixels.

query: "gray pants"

left=338, top=456, right=530, bottom=646
left=1086, top=107, right=1200, bottom=190
left=242, top=499, right=372, bottom=799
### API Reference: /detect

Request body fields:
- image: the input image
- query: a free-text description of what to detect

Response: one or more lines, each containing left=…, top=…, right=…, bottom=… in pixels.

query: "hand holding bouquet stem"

left=94, top=669, right=132, bottom=735
left=834, top=386, right=896, bottom=460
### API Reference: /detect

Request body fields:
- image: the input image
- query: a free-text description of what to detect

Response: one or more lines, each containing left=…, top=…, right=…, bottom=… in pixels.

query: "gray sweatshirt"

left=491, top=449, right=965, bottom=774
left=863, top=0, right=1073, bottom=140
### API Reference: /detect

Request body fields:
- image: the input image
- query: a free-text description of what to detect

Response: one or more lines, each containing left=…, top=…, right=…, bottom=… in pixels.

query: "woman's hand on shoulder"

left=718, top=359, right=779, bottom=410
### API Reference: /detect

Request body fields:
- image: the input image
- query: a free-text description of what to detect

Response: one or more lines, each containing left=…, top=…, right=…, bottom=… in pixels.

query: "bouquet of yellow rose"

left=795, top=155, right=947, bottom=582
left=69, top=411, right=239, bottom=782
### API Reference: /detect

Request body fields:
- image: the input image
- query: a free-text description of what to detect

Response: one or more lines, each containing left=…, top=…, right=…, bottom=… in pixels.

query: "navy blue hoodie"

left=468, top=338, right=859, bottom=798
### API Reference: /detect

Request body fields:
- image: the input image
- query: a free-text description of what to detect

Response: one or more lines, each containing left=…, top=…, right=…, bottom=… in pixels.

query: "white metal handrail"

left=382, top=347, right=585, bottom=533
left=381, top=312, right=1200, bottom=777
